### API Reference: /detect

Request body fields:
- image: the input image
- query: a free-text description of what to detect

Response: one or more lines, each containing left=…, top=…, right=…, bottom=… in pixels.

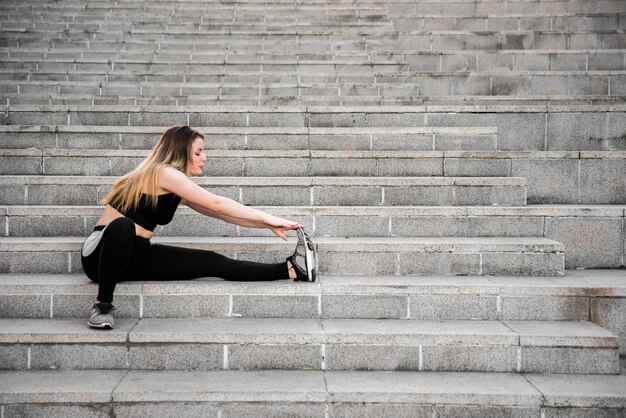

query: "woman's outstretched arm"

left=159, top=166, right=302, bottom=240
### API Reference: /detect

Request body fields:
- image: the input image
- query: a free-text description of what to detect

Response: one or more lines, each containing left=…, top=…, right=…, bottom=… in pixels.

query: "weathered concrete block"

left=28, top=185, right=98, bottom=205
left=399, top=253, right=481, bottom=276
left=247, top=135, right=308, bottom=150
left=422, top=345, right=518, bottom=372
left=189, top=113, right=247, bottom=127
left=467, top=216, right=544, bottom=237
left=551, top=54, right=587, bottom=71
left=0, top=295, right=50, bottom=318
left=592, top=298, right=626, bottom=356
left=30, top=344, right=127, bottom=369
left=248, top=113, right=306, bottom=128
left=245, top=158, right=305, bottom=177
left=454, top=186, right=525, bottom=206
left=330, top=403, right=431, bottom=418
left=384, top=187, right=453, bottom=206
left=482, top=253, right=564, bottom=276
left=520, top=347, right=618, bottom=374
left=378, top=159, right=442, bottom=176
left=310, top=158, right=376, bottom=176
left=392, top=217, right=467, bottom=237
left=5, top=404, right=113, bottom=418
left=606, top=113, right=626, bottom=150
left=435, top=405, right=541, bottom=418
left=435, top=135, right=496, bottom=151
left=477, top=53, right=514, bottom=71
left=545, top=217, right=624, bottom=268
left=501, top=296, right=589, bottom=321
left=579, top=159, right=626, bottom=204
left=0, top=252, right=69, bottom=274
left=325, top=344, right=420, bottom=370
left=232, top=295, right=319, bottom=318
left=511, top=159, right=578, bottom=203
left=308, top=113, right=366, bottom=127
left=115, top=403, right=220, bottom=418
left=70, top=111, right=129, bottom=126
left=547, top=113, right=607, bottom=151
left=222, top=403, right=326, bottom=418
left=0, top=345, right=28, bottom=369
left=309, top=135, right=370, bottom=150
left=316, top=216, right=390, bottom=237
left=320, top=253, right=396, bottom=276
left=373, top=135, right=433, bottom=151
left=543, top=407, right=626, bottom=418
left=485, top=113, right=545, bottom=151
left=8, top=112, right=68, bottom=125
left=143, top=295, right=229, bottom=318
left=366, top=113, right=425, bottom=128
left=409, top=295, right=497, bottom=320
left=322, top=295, right=407, bottom=319
left=228, top=344, right=321, bottom=370
left=43, top=157, right=111, bottom=176
left=129, top=344, right=222, bottom=370
left=313, top=186, right=381, bottom=206
left=242, top=186, right=310, bottom=206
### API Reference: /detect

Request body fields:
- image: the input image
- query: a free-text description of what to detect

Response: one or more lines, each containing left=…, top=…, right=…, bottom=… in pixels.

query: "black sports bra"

left=113, top=193, right=181, bottom=231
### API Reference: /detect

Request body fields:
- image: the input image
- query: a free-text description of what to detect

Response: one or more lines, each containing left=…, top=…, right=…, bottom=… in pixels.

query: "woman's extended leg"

left=124, top=242, right=290, bottom=282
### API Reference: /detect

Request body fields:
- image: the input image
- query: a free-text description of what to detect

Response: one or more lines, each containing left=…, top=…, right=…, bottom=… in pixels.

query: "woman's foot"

left=88, top=302, right=116, bottom=329
left=287, top=228, right=317, bottom=282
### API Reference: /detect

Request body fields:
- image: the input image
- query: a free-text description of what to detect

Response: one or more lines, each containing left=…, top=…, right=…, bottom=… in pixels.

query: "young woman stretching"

left=81, top=125, right=317, bottom=329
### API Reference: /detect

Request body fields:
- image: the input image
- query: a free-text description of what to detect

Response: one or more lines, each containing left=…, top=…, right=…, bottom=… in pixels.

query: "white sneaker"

left=88, top=302, right=115, bottom=329
left=288, top=228, right=317, bottom=282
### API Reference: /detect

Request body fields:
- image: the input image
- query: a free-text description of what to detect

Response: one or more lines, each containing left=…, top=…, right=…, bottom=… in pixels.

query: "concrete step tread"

left=0, top=318, right=616, bottom=347
left=4, top=28, right=624, bottom=35
left=0, top=236, right=564, bottom=253
left=2, top=48, right=625, bottom=58
left=3, top=204, right=624, bottom=217
left=1, top=369, right=625, bottom=407
left=0, top=125, right=496, bottom=134
left=3, top=104, right=625, bottom=112
left=0, top=175, right=528, bottom=187
left=2, top=71, right=625, bottom=86
left=5, top=149, right=626, bottom=160
left=1, top=269, right=624, bottom=297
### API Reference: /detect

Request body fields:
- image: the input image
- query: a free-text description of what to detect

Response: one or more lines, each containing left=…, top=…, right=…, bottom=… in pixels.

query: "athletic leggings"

left=81, top=217, right=290, bottom=303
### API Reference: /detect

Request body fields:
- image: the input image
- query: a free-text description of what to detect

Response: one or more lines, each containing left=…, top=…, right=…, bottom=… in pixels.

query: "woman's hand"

left=265, top=215, right=304, bottom=241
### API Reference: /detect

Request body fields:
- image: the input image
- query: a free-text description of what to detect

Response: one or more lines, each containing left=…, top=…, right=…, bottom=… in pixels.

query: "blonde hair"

left=102, top=125, right=204, bottom=211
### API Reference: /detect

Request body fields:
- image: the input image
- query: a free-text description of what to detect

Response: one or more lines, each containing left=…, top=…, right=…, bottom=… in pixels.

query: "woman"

left=81, top=125, right=317, bottom=329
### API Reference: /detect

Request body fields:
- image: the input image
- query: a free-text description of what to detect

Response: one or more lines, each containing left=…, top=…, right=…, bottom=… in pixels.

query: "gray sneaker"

left=288, top=228, right=317, bottom=282
left=88, top=302, right=115, bottom=329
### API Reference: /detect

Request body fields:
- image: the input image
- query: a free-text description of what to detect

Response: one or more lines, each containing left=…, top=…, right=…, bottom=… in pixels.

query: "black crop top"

left=113, top=193, right=181, bottom=231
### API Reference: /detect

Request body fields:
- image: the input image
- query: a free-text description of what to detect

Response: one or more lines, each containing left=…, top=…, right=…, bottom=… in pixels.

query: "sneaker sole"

left=299, top=229, right=317, bottom=282
left=87, top=321, right=114, bottom=329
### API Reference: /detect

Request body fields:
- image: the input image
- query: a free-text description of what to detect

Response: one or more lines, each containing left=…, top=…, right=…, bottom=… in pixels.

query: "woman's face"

left=189, top=136, right=207, bottom=176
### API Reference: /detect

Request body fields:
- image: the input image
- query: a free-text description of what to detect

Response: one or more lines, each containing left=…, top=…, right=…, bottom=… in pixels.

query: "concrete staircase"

left=1, top=0, right=625, bottom=417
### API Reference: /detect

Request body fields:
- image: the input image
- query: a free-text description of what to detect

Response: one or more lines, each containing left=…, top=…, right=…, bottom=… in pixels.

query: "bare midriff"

left=95, top=205, right=155, bottom=239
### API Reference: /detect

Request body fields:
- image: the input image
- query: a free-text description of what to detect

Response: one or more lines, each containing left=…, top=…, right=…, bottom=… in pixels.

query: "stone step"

left=0, top=73, right=622, bottom=99
left=1, top=49, right=625, bottom=72
left=2, top=104, right=624, bottom=152
left=0, top=236, right=564, bottom=276
left=2, top=204, right=622, bottom=269
left=4, top=32, right=625, bottom=52
left=0, top=125, right=497, bottom=151
left=1, top=368, right=625, bottom=417
left=0, top=175, right=528, bottom=206
left=0, top=270, right=623, bottom=324
left=4, top=93, right=626, bottom=108
left=0, top=318, right=618, bottom=373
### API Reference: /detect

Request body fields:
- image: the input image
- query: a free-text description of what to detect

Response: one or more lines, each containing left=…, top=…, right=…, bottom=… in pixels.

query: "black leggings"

left=81, top=217, right=290, bottom=303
